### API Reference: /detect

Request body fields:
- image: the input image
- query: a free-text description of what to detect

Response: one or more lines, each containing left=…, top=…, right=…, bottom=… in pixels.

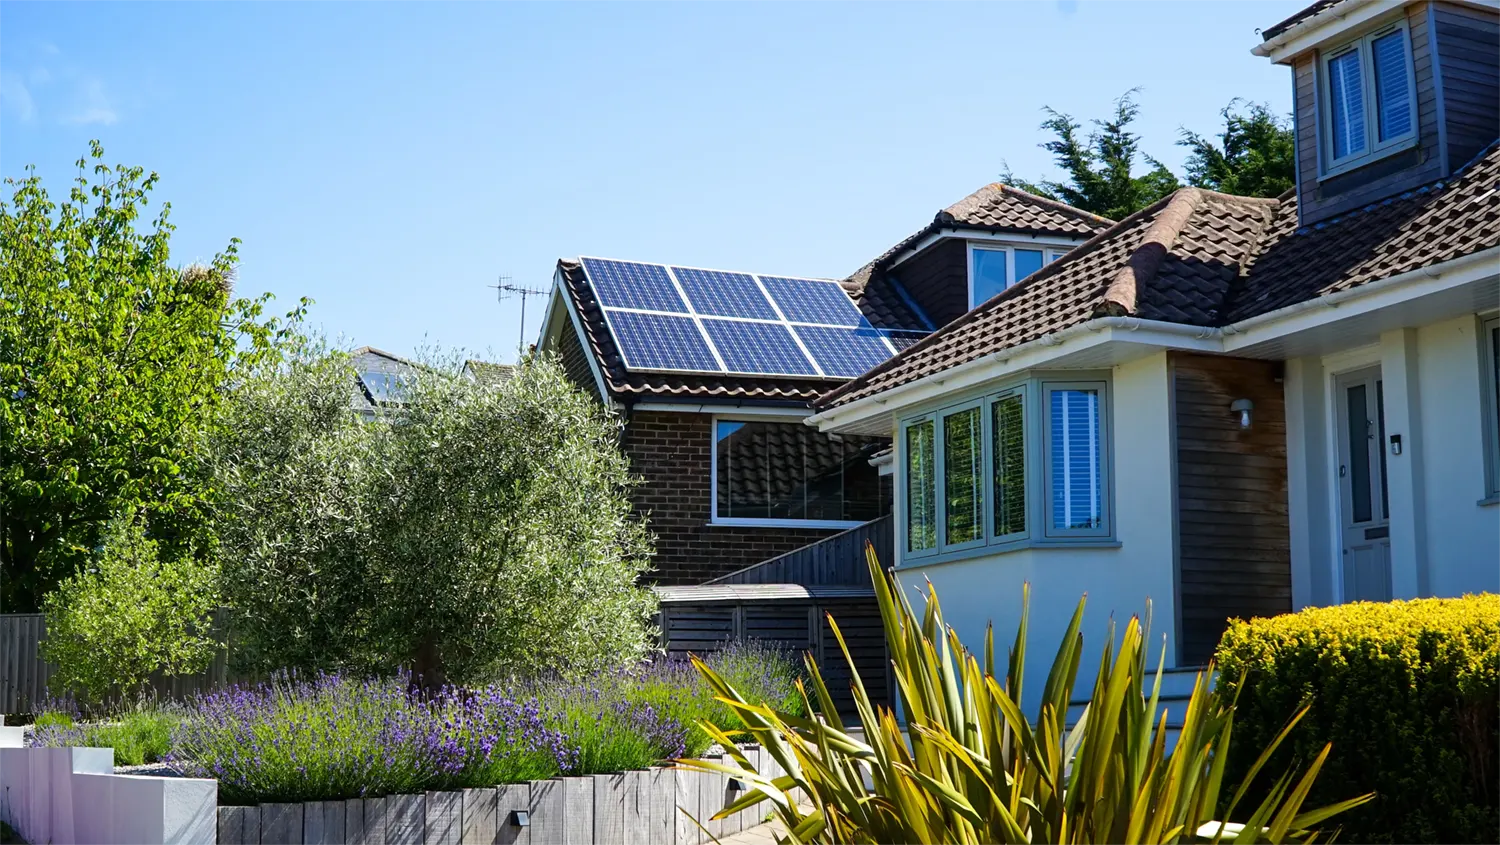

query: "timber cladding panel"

left=891, top=238, right=970, bottom=330
left=1170, top=353, right=1292, bottom=666
left=621, top=411, right=838, bottom=585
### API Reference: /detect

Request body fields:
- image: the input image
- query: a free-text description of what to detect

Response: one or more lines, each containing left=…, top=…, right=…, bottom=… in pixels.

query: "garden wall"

left=217, top=745, right=782, bottom=845
left=0, top=736, right=217, bottom=845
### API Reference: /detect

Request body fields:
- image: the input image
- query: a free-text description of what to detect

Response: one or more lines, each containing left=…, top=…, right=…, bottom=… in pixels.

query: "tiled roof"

left=816, top=142, right=1500, bottom=410
left=464, top=359, right=515, bottom=387
left=1261, top=0, right=1348, bottom=41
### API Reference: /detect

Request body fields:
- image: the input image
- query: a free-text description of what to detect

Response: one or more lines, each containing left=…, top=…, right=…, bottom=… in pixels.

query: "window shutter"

left=992, top=394, right=1026, bottom=537
left=1371, top=29, right=1412, bottom=142
left=1050, top=388, right=1102, bottom=531
left=1328, top=49, right=1367, bottom=160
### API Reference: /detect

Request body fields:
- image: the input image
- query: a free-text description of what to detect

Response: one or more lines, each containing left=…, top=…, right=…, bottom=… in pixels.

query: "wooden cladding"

left=1171, top=353, right=1292, bottom=666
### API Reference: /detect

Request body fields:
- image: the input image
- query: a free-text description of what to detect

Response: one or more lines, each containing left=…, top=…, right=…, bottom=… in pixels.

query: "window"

left=1483, top=316, right=1500, bottom=498
left=713, top=419, right=887, bottom=527
left=897, top=375, right=1111, bottom=562
left=360, top=372, right=406, bottom=404
left=969, top=244, right=1072, bottom=308
left=1320, top=20, right=1417, bottom=174
left=1045, top=383, right=1108, bottom=536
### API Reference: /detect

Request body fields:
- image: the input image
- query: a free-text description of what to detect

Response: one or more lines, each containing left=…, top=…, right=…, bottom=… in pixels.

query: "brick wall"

left=624, top=410, right=853, bottom=585
left=556, top=318, right=603, bottom=403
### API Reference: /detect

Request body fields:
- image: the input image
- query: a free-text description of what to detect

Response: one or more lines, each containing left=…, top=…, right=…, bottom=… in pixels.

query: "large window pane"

left=1328, top=49, right=1367, bottom=160
left=992, top=394, right=1026, bottom=537
left=971, top=248, right=1009, bottom=306
left=1014, top=249, right=1045, bottom=283
left=1049, top=388, right=1103, bottom=531
left=906, top=420, right=936, bottom=552
left=1372, top=30, right=1411, bottom=142
left=1345, top=384, right=1372, bottom=524
left=716, top=420, right=886, bottom=522
left=944, top=407, right=983, bottom=545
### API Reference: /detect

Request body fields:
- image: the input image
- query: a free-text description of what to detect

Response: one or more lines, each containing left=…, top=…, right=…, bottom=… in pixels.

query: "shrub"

left=31, top=703, right=180, bottom=766
left=683, top=544, right=1370, bottom=844
left=1216, top=594, right=1500, bottom=844
left=40, top=515, right=220, bottom=702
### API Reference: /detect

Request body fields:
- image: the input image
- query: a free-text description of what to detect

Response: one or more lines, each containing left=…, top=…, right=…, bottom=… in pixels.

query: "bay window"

left=900, top=375, right=1112, bottom=563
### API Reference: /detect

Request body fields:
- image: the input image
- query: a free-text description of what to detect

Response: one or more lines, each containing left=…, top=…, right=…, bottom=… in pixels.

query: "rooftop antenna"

left=491, top=275, right=548, bottom=358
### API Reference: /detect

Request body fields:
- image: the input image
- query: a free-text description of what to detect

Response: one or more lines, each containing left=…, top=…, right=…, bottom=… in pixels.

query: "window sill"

left=1318, top=136, right=1418, bottom=182
left=896, top=537, right=1122, bottom=572
left=708, top=518, right=868, bottom=530
left=1478, top=495, right=1500, bottom=508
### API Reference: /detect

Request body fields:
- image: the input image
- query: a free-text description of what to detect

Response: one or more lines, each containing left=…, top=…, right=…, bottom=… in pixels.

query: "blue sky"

left=1, top=1, right=1306, bottom=363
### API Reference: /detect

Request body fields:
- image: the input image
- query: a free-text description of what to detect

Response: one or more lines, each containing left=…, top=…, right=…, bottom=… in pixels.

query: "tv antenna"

left=491, top=275, right=548, bottom=355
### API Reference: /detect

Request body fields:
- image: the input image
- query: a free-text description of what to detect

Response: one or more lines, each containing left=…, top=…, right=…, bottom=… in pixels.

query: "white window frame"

left=1318, top=17, right=1419, bottom=179
left=708, top=414, right=872, bottom=529
left=1481, top=314, right=1500, bottom=501
left=893, top=373, right=1114, bottom=569
left=1041, top=380, right=1113, bottom=540
left=967, top=242, right=1071, bottom=309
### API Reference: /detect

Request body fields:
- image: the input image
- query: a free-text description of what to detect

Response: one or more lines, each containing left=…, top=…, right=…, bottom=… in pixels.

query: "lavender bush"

left=163, top=642, right=804, bottom=804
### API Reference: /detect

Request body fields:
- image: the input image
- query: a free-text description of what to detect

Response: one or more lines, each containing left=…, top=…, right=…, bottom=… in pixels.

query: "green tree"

left=0, top=142, right=297, bottom=610
left=1180, top=100, right=1296, bottom=198
left=213, top=346, right=658, bottom=686
left=1002, top=89, right=1180, bottom=220
left=41, top=513, right=220, bottom=702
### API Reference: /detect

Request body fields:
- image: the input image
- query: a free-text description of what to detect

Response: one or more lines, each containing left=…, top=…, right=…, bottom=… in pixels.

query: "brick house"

left=534, top=187, right=1108, bottom=584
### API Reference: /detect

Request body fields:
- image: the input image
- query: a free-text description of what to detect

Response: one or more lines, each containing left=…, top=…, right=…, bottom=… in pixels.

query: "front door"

left=1335, top=367, right=1392, bottom=602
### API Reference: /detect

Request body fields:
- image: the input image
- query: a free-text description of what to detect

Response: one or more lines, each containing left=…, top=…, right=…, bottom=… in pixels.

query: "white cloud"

left=62, top=78, right=117, bottom=126
left=0, top=72, right=36, bottom=122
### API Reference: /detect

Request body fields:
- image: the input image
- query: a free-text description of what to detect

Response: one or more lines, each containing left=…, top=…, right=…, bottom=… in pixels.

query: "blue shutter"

left=1371, top=30, right=1411, bottom=142
left=1328, top=49, right=1367, bottom=160
left=1050, top=388, right=1102, bottom=531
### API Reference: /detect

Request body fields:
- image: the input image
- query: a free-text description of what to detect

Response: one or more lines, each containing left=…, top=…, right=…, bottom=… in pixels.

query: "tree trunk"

left=411, top=634, right=447, bottom=695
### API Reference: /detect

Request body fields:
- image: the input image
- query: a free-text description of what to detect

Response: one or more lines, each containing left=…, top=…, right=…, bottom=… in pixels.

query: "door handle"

left=1339, top=464, right=1347, bottom=478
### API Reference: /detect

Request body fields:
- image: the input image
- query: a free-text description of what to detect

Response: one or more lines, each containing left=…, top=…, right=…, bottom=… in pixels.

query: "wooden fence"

left=707, top=514, right=892, bottom=586
left=0, top=611, right=231, bottom=715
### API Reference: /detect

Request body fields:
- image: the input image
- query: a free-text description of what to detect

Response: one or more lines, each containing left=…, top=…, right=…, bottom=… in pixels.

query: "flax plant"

left=681, top=543, right=1371, bottom=844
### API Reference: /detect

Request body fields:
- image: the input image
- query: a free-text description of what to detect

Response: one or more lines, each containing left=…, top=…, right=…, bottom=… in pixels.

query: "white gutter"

left=1251, top=0, right=1398, bottom=62
left=632, top=403, right=810, bottom=417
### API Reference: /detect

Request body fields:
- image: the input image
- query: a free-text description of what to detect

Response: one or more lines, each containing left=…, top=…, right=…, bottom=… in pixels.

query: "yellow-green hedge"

left=1215, top=594, right=1499, bottom=844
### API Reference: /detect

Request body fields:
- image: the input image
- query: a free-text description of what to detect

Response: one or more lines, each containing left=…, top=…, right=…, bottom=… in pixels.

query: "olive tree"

left=213, top=347, right=657, bottom=685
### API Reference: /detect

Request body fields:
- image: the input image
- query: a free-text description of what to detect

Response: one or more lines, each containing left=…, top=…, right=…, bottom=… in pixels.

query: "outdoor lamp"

left=1230, top=399, right=1254, bottom=429
left=510, top=810, right=530, bottom=828
left=728, top=778, right=745, bottom=792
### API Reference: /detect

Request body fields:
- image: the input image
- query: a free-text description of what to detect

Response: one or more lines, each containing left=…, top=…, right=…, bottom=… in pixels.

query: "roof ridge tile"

left=1095, top=188, right=1204, bottom=317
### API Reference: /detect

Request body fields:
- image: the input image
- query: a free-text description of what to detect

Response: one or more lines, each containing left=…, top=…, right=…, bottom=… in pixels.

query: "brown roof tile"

left=817, top=142, right=1500, bottom=412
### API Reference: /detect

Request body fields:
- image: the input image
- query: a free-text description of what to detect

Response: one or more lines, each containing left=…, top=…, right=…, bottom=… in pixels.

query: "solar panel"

left=580, top=257, right=687, bottom=313
left=794, top=325, right=895, bottom=378
left=607, top=311, right=720, bottom=372
left=759, top=276, right=866, bottom=327
left=885, top=330, right=929, bottom=352
left=672, top=267, right=777, bottom=320
left=701, top=319, right=818, bottom=376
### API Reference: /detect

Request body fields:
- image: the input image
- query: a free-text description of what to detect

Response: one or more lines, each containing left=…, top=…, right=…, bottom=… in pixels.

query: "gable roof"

left=554, top=260, right=927, bottom=403
left=349, top=346, right=420, bottom=416
left=816, top=142, right=1500, bottom=411
left=464, top=359, right=515, bottom=387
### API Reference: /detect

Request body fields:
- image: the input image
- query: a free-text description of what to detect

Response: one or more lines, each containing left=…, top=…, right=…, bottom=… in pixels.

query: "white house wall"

left=1284, top=313, right=1500, bottom=606
left=893, top=352, right=1178, bottom=713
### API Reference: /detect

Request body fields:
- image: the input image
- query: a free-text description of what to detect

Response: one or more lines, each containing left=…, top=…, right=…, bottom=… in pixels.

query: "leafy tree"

left=0, top=142, right=297, bottom=610
left=213, top=346, right=658, bottom=686
left=1003, top=93, right=1297, bottom=219
left=41, top=513, right=220, bottom=702
left=1180, top=100, right=1296, bottom=198
left=1001, top=90, right=1180, bottom=220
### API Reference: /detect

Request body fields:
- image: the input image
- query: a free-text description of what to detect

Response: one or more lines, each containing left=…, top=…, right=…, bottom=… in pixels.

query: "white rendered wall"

left=893, top=352, right=1179, bottom=714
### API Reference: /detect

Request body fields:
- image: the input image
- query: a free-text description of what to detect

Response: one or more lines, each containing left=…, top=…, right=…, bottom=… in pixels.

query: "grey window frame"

left=1042, top=380, right=1114, bottom=540
left=1481, top=315, right=1500, bottom=500
left=1317, top=17, right=1419, bottom=179
left=901, top=415, right=940, bottom=558
left=967, top=242, right=1074, bottom=309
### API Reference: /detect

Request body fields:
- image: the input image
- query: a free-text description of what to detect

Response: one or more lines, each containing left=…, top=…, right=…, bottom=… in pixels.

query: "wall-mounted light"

left=1230, top=399, right=1254, bottom=429
left=510, top=810, right=530, bottom=828
left=728, top=778, right=745, bottom=792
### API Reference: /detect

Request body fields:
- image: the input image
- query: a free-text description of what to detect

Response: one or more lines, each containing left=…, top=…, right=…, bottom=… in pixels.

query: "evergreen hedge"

left=1216, top=594, right=1499, bottom=844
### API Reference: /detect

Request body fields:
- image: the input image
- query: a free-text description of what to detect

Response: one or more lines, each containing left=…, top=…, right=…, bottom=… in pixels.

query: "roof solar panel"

left=794, top=325, right=895, bottom=378
left=581, top=257, right=687, bottom=313
left=758, top=276, right=866, bottom=327
left=607, top=311, right=719, bottom=372
left=672, top=267, right=778, bottom=320
left=701, top=319, right=818, bottom=376
left=884, top=330, right=929, bottom=352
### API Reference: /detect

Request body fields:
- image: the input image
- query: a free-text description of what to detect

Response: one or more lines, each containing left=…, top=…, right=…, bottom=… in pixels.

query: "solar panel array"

left=579, top=257, right=927, bottom=378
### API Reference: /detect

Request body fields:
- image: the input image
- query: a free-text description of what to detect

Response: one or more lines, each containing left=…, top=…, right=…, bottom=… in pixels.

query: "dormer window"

left=1320, top=19, right=1417, bottom=176
left=968, top=243, right=1068, bottom=308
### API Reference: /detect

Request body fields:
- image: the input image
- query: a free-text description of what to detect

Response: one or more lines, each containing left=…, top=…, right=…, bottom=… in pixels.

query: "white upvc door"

left=1335, top=366, right=1393, bottom=602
